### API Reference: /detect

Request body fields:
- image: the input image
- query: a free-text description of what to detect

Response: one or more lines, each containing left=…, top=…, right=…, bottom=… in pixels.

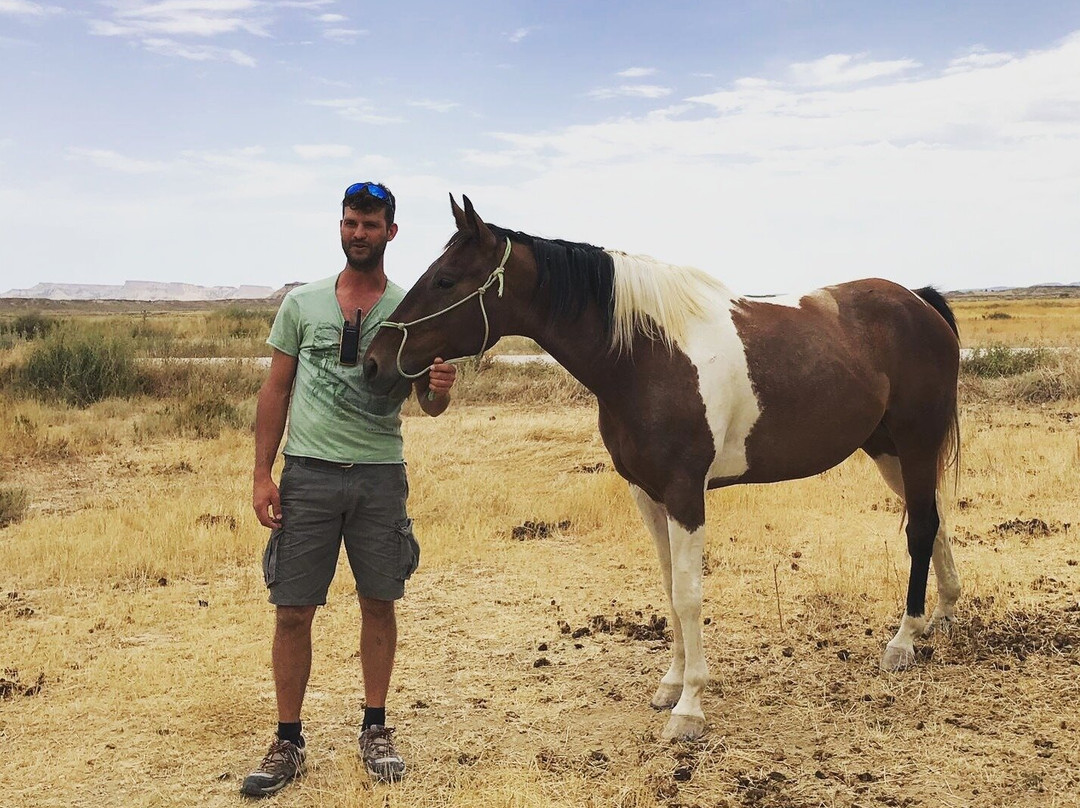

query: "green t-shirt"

left=268, top=274, right=409, bottom=464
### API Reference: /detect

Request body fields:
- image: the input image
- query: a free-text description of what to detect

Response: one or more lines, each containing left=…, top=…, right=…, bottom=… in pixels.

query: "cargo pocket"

left=395, top=518, right=420, bottom=580
left=262, top=532, right=281, bottom=586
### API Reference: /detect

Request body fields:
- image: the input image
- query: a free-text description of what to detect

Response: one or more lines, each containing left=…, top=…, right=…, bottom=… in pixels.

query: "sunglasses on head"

left=343, top=182, right=394, bottom=209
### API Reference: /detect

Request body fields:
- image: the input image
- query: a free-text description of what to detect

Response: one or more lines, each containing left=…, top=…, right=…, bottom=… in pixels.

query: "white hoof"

left=661, top=714, right=706, bottom=742
left=880, top=644, right=916, bottom=672
left=651, top=683, right=682, bottom=710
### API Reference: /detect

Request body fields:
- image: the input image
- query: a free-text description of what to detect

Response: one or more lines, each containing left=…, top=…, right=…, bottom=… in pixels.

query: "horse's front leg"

left=628, top=485, right=684, bottom=710
left=661, top=507, right=708, bottom=741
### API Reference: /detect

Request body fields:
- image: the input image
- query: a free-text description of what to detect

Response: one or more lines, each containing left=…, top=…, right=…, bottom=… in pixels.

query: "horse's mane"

left=477, top=225, right=728, bottom=354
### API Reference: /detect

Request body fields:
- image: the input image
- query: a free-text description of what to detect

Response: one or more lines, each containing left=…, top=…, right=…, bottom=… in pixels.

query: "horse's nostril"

left=363, top=357, right=377, bottom=381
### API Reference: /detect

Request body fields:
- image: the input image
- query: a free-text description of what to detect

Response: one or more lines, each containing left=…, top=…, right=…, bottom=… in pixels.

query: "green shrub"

left=961, top=345, right=1052, bottom=379
left=5, top=312, right=56, bottom=340
left=0, top=486, right=29, bottom=528
left=19, top=326, right=143, bottom=406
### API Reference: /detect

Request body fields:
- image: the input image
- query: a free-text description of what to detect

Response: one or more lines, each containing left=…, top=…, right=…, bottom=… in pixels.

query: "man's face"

left=340, top=206, right=398, bottom=272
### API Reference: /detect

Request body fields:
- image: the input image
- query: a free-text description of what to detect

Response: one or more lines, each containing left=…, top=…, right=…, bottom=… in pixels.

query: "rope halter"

left=377, top=237, right=513, bottom=379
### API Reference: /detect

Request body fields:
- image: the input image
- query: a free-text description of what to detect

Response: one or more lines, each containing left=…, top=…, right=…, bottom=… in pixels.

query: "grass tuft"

left=18, top=326, right=143, bottom=406
left=0, top=485, right=29, bottom=528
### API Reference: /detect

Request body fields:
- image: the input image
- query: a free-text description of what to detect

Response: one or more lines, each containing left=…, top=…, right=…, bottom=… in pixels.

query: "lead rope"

left=378, top=237, right=513, bottom=381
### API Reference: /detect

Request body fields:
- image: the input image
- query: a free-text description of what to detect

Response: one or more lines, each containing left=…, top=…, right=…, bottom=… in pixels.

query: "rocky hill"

left=2, top=281, right=276, bottom=301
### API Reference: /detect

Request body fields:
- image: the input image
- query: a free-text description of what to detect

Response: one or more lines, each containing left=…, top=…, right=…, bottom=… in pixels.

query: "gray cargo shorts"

left=262, top=456, right=420, bottom=605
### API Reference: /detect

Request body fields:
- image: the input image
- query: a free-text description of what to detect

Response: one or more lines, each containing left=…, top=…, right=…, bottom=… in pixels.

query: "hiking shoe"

left=358, top=725, right=406, bottom=783
left=240, top=736, right=306, bottom=798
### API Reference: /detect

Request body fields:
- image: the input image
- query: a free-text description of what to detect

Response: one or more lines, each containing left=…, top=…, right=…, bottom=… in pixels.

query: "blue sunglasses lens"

left=345, top=182, right=390, bottom=202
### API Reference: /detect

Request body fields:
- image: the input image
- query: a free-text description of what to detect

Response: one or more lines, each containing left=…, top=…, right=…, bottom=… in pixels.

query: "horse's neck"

left=526, top=308, right=627, bottom=396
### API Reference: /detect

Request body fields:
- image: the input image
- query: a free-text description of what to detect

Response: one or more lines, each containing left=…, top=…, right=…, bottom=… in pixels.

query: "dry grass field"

left=1, top=296, right=1079, bottom=808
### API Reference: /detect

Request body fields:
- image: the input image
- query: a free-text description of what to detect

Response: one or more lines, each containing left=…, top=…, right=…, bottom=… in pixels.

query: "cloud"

left=589, top=84, right=672, bottom=100
left=66, top=147, right=170, bottom=173
left=946, top=48, right=1014, bottom=74
left=617, top=67, right=655, bottom=78
left=454, top=34, right=1080, bottom=292
left=0, top=0, right=59, bottom=15
left=316, top=13, right=344, bottom=23
left=507, top=26, right=531, bottom=43
left=322, top=27, right=367, bottom=43
left=90, top=1, right=270, bottom=38
left=141, top=37, right=256, bottom=65
left=789, top=52, right=920, bottom=86
left=408, top=99, right=460, bottom=113
left=293, top=143, right=352, bottom=160
left=309, top=97, right=405, bottom=125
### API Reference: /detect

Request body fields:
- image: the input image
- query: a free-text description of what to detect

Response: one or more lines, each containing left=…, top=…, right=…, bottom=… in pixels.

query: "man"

left=242, top=182, right=456, bottom=797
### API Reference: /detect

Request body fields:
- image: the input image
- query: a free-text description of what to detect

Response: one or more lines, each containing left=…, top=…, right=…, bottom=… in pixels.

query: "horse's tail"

left=913, top=286, right=961, bottom=489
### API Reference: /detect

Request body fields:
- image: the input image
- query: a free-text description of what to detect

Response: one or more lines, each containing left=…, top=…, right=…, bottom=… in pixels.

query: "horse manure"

left=0, top=670, right=44, bottom=700
left=533, top=657, right=551, bottom=668
left=195, top=513, right=238, bottom=531
left=511, top=519, right=571, bottom=540
left=572, top=462, right=607, bottom=474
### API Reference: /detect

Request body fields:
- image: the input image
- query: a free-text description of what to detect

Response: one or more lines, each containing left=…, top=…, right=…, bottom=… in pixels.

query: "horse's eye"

left=435, top=277, right=456, bottom=290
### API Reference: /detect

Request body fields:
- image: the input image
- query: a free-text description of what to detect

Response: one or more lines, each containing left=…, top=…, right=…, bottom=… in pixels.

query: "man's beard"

left=343, top=238, right=387, bottom=272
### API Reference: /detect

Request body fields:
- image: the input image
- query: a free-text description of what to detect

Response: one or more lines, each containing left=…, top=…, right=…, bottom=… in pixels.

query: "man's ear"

left=387, top=222, right=399, bottom=241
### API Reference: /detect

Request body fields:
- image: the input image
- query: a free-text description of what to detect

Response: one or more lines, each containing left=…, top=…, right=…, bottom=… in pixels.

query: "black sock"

left=363, top=707, right=386, bottom=730
left=277, top=721, right=303, bottom=745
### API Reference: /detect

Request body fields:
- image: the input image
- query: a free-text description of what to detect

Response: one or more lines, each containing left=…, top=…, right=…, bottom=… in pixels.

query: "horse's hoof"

left=650, top=683, right=682, bottom=710
left=880, top=645, right=916, bottom=672
left=661, top=714, right=706, bottom=742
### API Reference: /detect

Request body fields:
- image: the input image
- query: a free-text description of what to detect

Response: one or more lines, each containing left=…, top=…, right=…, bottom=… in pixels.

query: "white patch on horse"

left=679, top=293, right=761, bottom=481
left=608, top=253, right=761, bottom=482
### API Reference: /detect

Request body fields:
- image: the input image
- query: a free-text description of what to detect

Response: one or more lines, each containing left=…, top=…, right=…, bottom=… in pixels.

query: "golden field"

left=0, top=296, right=1079, bottom=808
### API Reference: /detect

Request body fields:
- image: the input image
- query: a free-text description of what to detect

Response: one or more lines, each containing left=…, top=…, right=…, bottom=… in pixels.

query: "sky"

left=2, top=1, right=1079, bottom=296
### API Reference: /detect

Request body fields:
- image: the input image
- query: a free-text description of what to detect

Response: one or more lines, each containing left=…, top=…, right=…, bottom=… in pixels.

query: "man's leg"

left=358, top=596, right=396, bottom=709
left=357, top=595, right=407, bottom=782
left=274, top=604, right=318, bottom=722
left=241, top=604, right=316, bottom=797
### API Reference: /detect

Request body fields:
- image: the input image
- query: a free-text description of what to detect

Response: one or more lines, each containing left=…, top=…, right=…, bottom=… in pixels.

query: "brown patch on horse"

left=596, top=333, right=713, bottom=531
left=726, top=281, right=901, bottom=485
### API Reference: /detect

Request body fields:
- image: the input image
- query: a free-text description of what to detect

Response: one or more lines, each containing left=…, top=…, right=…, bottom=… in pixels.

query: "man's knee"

left=358, top=596, right=395, bottom=621
left=276, top=604, right=317, bottom=633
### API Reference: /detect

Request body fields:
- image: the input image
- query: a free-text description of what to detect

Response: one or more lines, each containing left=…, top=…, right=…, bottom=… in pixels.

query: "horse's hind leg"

left=871, top=451, right=961, bottom=639
left=628, top=484, right=684, bottom=710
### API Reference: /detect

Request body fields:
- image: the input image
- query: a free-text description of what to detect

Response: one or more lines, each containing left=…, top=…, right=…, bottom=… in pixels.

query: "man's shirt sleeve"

left=267, top=293, right=302, bottom=357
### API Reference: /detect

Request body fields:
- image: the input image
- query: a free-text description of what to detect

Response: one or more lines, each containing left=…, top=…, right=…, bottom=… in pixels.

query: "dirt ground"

left=2, top=402, right=1079, bottom=808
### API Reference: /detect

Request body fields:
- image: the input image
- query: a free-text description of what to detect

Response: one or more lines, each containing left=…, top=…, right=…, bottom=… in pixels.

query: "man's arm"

left=253, top=349, right=299, bottom=528
left=416, top=357, right=457, bottom=417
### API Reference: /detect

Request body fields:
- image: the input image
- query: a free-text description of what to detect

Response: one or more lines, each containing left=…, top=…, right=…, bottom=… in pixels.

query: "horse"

left=363, top=195, right=961, bottom=742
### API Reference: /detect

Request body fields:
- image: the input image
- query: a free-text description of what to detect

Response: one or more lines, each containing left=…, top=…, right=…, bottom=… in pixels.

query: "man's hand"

left=418, top=357, right=456, bottom=416
left=427, top=357, right=457, bottom=397
left=253, top=476, right=282, bottom=529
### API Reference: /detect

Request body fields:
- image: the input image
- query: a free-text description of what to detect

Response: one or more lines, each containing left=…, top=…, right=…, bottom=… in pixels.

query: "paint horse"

left=364, top=196, right=961, bottom=742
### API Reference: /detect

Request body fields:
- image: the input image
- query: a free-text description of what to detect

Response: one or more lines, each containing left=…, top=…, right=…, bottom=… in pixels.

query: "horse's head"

left=363, top=195, right=519, bottom=394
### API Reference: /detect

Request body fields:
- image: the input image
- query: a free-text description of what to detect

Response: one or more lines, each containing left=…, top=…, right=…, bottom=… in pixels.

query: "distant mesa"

left=2, top=280, right=278, bottom=301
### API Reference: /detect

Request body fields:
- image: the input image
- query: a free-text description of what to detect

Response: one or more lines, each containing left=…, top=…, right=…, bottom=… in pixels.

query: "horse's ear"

left=450, top=194, right=470, bottom=232
left=462, top=195, right=497, bottom=248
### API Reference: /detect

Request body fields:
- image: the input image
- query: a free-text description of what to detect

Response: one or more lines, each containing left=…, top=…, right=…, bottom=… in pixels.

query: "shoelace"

left=364, top=728, right=401, bottom=761
left=260, top=739, right=299, bottom=772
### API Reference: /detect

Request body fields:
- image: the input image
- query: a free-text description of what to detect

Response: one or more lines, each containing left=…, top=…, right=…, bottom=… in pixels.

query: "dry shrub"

left=0, top=486, right=28, bottom=528
left=139, top=359, right=264, bottom=399
left=962, top=350, right=1080, bottom=404
left=447, top=358, right=592, bottom=406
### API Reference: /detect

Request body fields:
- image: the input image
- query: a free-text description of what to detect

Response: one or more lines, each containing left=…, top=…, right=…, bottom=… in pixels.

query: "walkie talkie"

left=339, top=308, right=362, bottom=366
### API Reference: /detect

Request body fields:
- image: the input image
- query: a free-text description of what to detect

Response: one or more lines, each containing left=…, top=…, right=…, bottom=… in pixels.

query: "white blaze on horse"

left=364, top=196, right=961, bottom=742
